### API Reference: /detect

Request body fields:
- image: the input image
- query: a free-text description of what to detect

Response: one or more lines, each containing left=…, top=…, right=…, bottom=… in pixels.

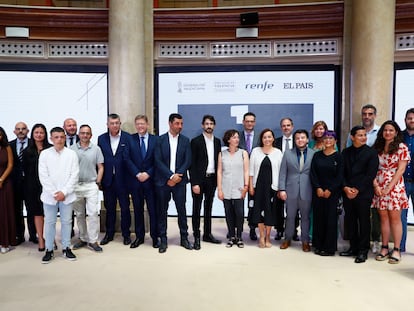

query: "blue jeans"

left=401, top=182, right=414, bottom=251
left=43, top=202, right=73, bottom=251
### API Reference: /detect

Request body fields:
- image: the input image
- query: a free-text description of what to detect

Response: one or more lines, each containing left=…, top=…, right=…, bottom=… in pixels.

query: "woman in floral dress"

left=372, top=120, right=410, bottom=264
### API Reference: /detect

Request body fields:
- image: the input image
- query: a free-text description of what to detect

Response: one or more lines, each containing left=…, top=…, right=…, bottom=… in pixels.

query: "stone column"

left=349, top=0, right=395, bottom=127
left=108, top=0, right=153, bottom=133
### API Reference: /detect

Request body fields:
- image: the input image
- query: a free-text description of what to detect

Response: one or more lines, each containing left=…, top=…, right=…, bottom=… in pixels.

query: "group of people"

left=0, top=105, right=412, bottom=265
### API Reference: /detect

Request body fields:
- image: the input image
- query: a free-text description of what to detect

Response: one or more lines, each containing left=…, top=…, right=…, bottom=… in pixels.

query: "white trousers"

left=73, top=182, right=100, bottom=243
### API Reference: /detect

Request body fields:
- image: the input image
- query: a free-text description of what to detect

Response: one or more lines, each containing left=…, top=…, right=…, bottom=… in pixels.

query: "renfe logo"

left=245, top=81, right=274, bottom=91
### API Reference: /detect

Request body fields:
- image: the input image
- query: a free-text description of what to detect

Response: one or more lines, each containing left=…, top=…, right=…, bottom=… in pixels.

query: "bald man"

left=63, top=118, right=79, bottom=147
left=10, top=121, right=37, bottom=244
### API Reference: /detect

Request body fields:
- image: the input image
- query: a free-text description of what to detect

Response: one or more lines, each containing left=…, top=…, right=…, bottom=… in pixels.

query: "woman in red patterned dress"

left=372, top=120, right=410, bottom=264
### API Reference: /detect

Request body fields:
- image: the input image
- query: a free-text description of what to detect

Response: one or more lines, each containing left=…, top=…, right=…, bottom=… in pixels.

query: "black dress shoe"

left=354, top=253, right=367, bottom=263
left=193, top=238, right=201, bottom=250
left=130, top=238, right=144, bottom=248
left=202, top=234, right=221, bottom=244
left=152, top=239, right=160, bottom=248
left=159, top=242, right=168, bottom=253
left=274, top=232, right=283, bottom=241
left=249, top=228, right=258, bottom=241
left=319, top=250, right=335, bottom=256
left=339, top=249, right=358, bottom=257
left=123, top=237, right=132, bottom=245
left=100, top=235, right=113, bottom=245
left=180, top=239, right=193, bottom=250
left=29, top=237, right=39, bottom=244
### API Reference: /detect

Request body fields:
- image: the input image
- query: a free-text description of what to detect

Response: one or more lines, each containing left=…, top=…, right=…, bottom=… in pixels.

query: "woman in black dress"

left=249, top=129, right=283, bottom=248
left=310, top=130, right=343, bottom=256
left=23, top=123, right=51, bottom=251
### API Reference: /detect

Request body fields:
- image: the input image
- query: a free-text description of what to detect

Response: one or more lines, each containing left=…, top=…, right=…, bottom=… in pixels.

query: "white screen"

left=157, top=68, right=337, bottom=216
left=0, top=71, right=108, bottom=143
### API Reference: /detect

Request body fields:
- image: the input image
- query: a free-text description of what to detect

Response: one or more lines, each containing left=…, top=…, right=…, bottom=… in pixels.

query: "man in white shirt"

left=39, top=127, right=79, bottom=263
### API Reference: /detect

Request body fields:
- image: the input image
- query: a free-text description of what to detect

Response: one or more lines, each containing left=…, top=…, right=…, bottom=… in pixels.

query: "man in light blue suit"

left=278, top=129, right=315, bottom=252
left=154, top=113, right=192, bottom=253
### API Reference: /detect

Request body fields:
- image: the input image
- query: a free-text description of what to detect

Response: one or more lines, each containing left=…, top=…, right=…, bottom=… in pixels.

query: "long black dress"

left=0, top=147, right=16, bottom=246
left=23, top=144, right=50, bottom=217
left=252, top=156, right=274, bottom=226
left=310, top=151, right=343, bottom=254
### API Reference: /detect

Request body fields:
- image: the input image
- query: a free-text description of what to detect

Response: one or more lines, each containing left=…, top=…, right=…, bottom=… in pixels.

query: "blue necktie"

left=140, top=136, right=146, bottom=159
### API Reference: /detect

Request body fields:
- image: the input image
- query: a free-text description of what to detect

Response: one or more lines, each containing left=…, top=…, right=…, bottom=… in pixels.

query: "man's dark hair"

left=50, top=126, right=65, bottom=135
left=350, top=125, right=365, bottom=136
left=169, top=113, right=183, bottom=123
left=243, top=112, right=256, bottom=120
left=202, top=114, right=216, bottom=124
left=361, top=104, right=377, bottom=114
left=293, top=129, right=309, bottom=139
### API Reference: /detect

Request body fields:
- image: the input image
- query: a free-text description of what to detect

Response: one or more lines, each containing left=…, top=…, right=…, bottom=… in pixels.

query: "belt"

left=405, top=178, right=414, bottom=183
left=205, top=173, right=216, bottom=178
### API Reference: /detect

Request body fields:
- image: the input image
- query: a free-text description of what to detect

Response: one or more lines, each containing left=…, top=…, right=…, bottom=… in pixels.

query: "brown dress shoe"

left=302, top=242, right=311, bottom=252
left=280, top=240, right=291, bottom=249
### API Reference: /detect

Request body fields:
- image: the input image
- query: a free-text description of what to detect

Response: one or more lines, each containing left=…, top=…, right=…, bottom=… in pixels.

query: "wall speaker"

left=240, top=12, right=259, bottom=25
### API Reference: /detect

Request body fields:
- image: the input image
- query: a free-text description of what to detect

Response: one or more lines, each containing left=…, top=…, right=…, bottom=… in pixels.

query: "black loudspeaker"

left=240, top=12, right=259, bottom=25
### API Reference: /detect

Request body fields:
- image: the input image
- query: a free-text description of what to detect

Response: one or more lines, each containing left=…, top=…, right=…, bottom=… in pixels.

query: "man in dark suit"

left=125, top=115, right=160, bottom=249
left=98, top=113, right=132, bottom=246
left=190, top=115, right=222, bottom=250
left=10, top=121, right=37, bottom=244
left=341, top=125, right=379, bottom=263
left=274, top=117, right=299, bottom=241
left=278, top=129, right=315, bottom=252
left=154, top=113, right=192, bottom=253
left=238, top=112, right=260, bottom=240
left=63, top=118, right=80, bottom=147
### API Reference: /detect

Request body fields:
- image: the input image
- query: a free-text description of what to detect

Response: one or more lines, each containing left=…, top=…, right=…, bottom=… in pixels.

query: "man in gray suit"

left=238, top=112, right=260, bottom=240
left=278, top=129, right=315, bottom=252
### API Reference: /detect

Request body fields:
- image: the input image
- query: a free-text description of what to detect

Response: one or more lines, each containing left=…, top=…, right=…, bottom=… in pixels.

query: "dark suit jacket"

left=238, top=130, right=259, bottom=154
left=275, top=135, right=293, bottom=151
left=10, top=138, right=31, bottom=183
left=98, top=130, right=132, bottom=189
left=125, top=133, right=158, bottom=186
left=154, top=132, right=191, bottom=187
left=65, top=134, right=80, bottom=147
left=342, top=144, right=379, bottom=200
left=189, top=134, right=221, bottom=187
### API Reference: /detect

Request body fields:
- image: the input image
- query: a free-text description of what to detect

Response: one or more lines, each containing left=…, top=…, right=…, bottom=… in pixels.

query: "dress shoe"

left=202, top=234, right=221, bottom=244
left=193, top=238, right=201, bottom=250
left=159, top=242, right=168, bottom=253
left=249, top=228, right=258, bottom=241
left=280, top=240, right=291, bottom=249
left=180, top=239, right=193, bottom=250
left=274, top=231, right=283, bottom=241
left=354, top=253, right=367, bottom=263
left=130, top=238, right=144, bottom=249
left=302, top=242, right=311, bottom=252
left=319, top=250, right=335, bottom=256
left=100, top=235, right=113, bottom=245
left=152, top=238, right=160, bottom=248
left=29, top=236, right=39, bottom=244
left=339, top=249, right=358, bottom=257
left=123, top=236, right=132, bottom=245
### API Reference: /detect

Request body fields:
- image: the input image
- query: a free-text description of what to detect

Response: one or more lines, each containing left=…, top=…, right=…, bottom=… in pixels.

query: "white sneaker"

left=0, top=247, right=10, bottom=254
left=371, top=241, right=380, bottom=254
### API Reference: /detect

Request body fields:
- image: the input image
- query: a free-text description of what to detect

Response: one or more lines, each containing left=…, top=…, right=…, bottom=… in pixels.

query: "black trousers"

left=343, top=197, right=371, bottom=255
left=191, top=176, right=216, bottom=238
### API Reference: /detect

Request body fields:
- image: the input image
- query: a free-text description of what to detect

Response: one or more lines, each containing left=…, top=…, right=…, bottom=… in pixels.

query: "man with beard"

left=190, top=115, right=222, bottom=250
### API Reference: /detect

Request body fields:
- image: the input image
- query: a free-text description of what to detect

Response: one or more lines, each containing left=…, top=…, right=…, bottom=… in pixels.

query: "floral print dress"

left=372, top=143, right=410, bottom=211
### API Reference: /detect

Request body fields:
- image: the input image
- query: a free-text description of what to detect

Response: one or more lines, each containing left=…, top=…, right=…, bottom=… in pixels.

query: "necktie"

left=299, top=150, right=304, bottom=171
left=140, top=136, right=146, bottom=158
left=284, top=138, right=290, bottom=152
left=69, top=136, right=74, bottom=146
left=18, top=141, right=24, bottom=162
left=246, top=133, right=251, bottom=153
